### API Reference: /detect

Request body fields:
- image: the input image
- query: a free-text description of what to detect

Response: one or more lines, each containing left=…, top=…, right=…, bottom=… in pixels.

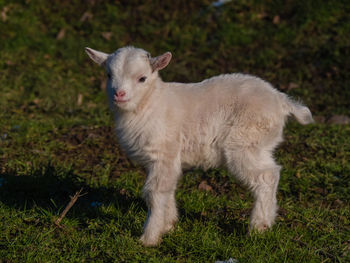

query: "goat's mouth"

left=114, top=95, right=130, bottom=104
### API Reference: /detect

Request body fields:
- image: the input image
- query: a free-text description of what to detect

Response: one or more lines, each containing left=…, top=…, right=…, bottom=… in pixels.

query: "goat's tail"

left=282, top=95, right=314, bottom=125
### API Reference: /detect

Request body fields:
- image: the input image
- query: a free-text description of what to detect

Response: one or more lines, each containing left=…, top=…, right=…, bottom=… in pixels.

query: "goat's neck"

left=135, top=79, right=161, bottom=114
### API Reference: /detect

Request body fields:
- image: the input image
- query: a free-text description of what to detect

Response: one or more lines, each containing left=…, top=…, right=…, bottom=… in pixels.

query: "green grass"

left=1, top=0, right=349, bottom=262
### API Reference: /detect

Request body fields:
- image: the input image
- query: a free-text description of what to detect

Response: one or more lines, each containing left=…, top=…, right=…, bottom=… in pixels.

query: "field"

left=0, top=0, right=349, bottom=262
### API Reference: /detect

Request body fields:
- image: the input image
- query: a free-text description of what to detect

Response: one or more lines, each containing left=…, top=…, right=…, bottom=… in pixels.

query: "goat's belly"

left=181, top=145, right=222, bottom=170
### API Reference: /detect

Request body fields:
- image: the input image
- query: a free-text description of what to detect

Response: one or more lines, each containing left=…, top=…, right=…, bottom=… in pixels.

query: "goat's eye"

left=138, top=76, right=147, bottom=83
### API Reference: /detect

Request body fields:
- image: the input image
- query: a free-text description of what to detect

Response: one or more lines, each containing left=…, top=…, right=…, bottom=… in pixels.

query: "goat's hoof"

left=139, top=234, right=161, bottom=247
left=249, top=222, right=270, bottom=234
left=255, top=223, right=269, bottom=232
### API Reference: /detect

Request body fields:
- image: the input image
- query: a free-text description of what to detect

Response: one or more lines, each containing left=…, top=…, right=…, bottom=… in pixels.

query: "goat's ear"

left=150, top=52, right=172, bottom=72
left=85, top=47, right=109, bottom=66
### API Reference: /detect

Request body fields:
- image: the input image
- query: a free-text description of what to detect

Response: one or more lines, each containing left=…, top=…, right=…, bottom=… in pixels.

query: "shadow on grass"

left=0, top=163, right=145, bottom=221
left=0, top=163, right=248, bottom=237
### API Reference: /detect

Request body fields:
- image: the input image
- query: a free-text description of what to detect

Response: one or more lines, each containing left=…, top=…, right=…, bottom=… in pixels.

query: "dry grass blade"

left=55, top=188, right=87, bottom=226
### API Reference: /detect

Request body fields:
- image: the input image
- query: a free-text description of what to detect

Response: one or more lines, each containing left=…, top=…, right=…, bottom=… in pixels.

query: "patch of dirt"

left=55, top=126, right=141, bottom=178
left=198, top=180, right=213, bottom=192
left=194, top=170, right=247, bottom=197
left=208, top=178, right=242, bottom=196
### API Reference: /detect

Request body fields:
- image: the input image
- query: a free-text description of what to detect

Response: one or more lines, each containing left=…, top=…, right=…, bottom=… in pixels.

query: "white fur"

left=86, top=46, right=314, bottom=246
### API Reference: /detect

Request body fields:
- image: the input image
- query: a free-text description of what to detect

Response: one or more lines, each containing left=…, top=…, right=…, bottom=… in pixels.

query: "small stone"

left=101, top=32, right=112, bottom=41
left=80, top=11, right=93, bottom=22
left=56, top=28, right=66, bottom=40
left=77, top=93, right=83, bottom=106
left=288, top=82, right=299, bottom=90
left=256, top=13, right=267, bottom=19
left=1, top=6, right=9, bottom=22
left=198, top=180, right=213, bottom=192
left=273, top=15, right=280, bottom=24
left=33, top=98, right=40, bottom=105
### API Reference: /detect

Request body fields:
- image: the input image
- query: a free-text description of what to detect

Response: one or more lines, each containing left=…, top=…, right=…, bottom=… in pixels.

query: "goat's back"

left=161, top=74, right=289, bottom=168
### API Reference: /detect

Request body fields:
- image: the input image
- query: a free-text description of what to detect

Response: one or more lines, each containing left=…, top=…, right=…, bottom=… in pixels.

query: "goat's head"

left=85, top=46, right=171, bottom=112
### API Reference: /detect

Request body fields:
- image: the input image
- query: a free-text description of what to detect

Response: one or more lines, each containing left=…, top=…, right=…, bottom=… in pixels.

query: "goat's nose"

left=116, top=90, right=126, bottom=98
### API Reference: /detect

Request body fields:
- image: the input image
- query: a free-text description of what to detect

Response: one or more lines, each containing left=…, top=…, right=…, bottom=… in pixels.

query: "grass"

left=0, top=0, right=349, bottom=262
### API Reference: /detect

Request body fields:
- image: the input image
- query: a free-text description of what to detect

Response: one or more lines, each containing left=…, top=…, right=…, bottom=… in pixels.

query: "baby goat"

left=85, top=46, right=313, bottom=246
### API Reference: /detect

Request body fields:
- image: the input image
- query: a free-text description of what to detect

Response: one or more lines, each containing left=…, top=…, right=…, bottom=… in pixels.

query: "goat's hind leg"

left=226, top=149, right=281, bottom=232
left=249, top=165, right=280, bottom=231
